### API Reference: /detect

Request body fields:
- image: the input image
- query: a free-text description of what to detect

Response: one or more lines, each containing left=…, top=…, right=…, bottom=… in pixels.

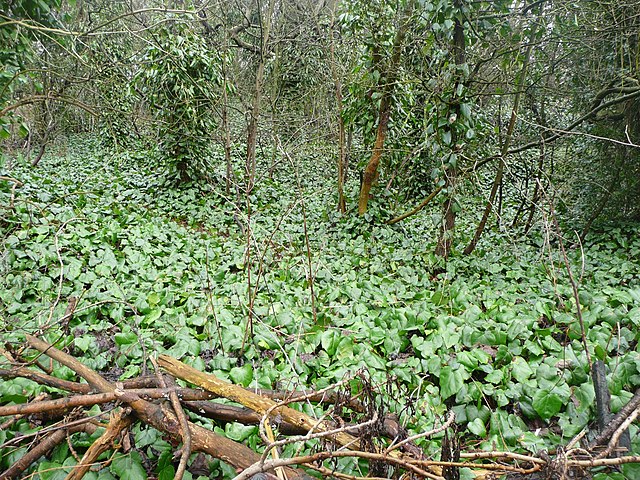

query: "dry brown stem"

left=150, top=359, right=191, bottom=480
left=0, top=423, right=90, bottom=479
left=65, top=408, right=134, bottom=480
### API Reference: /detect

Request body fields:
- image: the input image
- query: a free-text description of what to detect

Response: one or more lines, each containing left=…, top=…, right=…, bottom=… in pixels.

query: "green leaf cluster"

left=133, top=27, right=223, bottom=182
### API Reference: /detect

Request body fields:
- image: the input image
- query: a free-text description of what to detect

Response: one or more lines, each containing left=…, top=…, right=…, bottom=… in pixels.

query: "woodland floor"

left=1, top=137, right=640, bottom=479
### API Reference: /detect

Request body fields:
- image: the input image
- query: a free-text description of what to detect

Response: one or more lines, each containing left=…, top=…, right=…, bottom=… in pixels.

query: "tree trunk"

left=579, top=161, right=621, bottom=243
left=244, top=0, right=276, bottom=352
left=337, top=115, right=347, bottom=213
left=358, top=102, right=391, bottom=214
left=246, top=60, right=265, bottom=192
left=31, top=140, right=48, bottom=167
left=357, top=11, right=410, bottom=216
left=31, top=95, right=53, bottom=167
left=435, top=169, right=458, bottom=257
left=510, top=157, right=531, bottom=228
left=200, top=7, right=236, bottom=198
left=522, top=146, right=545, bottom=233
left=221, top=56, right=234, bottom=197
left=496, top=180, right=503, bottom=227
left=435, top=5, right=465, bottom=258
left=245, top=0, right=275, bottom=193
left=463, top=38, right=534, bottom=255
left=520, top=77, right=551, bottom=232
left=330, top=7, right=347, bottom=213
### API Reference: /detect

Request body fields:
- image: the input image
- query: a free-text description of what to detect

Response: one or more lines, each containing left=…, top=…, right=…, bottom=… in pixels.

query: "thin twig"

left=551, top=211, right=592, bottom=368
left=150, top=358, right=192, bottom=480
left=232, top=449, right=444, bottom=480
left=595, top=404, right=640, bottom=459
left=459, top=451, right=546, bottom=464
left=566, top=427, right=587, bottom=450
left=386, top=411, right=455, bottom=454
left=567, top=455, right=640, bottom=467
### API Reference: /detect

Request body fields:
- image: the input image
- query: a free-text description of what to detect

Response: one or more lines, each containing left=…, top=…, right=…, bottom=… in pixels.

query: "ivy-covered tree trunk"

left=246, top=59, right=266, bottom=192
left=222, top=60, right=234, bottom=197
left=358, top=98, right=391, bottom=215
left=435, top=7, right=465, bottom=258
left=337, top=109, right=348, bottom=213
left=357, top=12, right=410, bottom=216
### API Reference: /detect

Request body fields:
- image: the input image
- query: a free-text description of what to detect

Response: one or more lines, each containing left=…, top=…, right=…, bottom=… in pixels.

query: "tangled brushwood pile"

left=0, top=335, right=639, bottom=480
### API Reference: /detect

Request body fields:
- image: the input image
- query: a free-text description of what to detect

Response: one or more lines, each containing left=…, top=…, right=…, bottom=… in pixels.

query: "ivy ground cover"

left=1, top=138, right=640, bottom=479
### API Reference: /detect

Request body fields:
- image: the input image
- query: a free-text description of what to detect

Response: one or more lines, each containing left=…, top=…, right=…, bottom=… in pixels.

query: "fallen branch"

left=595, top=403, right=640, bottom=459
left=184, top=400, right=307, bottom=435
left=66, top=408, right=134, bottom=480
left=0, top=387, right=216, bottom=417
left=589, top=387, right=640, bottom=451
left=1, top=422, right=91, bottom=480
left=0, top=176, right=23, bottom=186
left=387, top=185, right=444, bottom=225
left=567, top=455, right=640, bottom=467
left=24, top=335, right=306, bottom=478
left=157, top=354, right=367, bottom=451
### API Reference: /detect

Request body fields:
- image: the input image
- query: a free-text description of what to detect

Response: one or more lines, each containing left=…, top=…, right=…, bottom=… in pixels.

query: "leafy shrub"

left=134, top=27, right=222, bottom=182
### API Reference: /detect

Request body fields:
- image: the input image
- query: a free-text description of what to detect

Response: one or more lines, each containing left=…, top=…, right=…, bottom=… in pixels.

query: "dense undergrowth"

left=1, top=137, right=640, bottom=479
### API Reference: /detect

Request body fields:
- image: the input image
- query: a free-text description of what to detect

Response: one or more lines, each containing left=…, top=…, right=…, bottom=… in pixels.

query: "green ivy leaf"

left=114, top=332, right=137, bottom=346
left=532, top=389, right=563, bottom=420
left=225, top=423, right=258, bottom=442
left=485, top=369, right=504, bottom=384
left=37, top=461, right=68, bottom=480
left=156, top=451, right=175, bottom=480
left=110, top=452, right=147, bottom=480
left=467, top=418, right=486, bottom=436
left=511, top=356, right=534, bottom=382
left=573, top=383, right=595, bottom=412
left=621, top=463, right=640, bottom=479
left=229, top=363, right=253, bottom=387
left=440, top=365, right=464, bottom=400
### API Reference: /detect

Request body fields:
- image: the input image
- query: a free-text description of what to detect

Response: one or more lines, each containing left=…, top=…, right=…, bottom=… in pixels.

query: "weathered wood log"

left=158, top=354, right=367, bottom=450
left=184, top=401, right=307, bottom=435
left=25, top=335, right=306, bottom=479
